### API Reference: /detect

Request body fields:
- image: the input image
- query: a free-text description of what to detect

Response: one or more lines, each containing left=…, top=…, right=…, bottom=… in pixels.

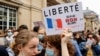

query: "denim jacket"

left=92, top=43, right=100, bottom=56
left=71, top=39, right=82, bottom=56
left=79, top=42, right=88, bottom=56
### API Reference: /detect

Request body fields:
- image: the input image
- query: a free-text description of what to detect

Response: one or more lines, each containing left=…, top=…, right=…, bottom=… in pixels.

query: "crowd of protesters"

left=0, top=24, right=100, bottom=56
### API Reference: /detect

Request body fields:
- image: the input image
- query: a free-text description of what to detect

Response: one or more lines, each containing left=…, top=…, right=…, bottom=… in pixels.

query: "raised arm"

left=61, top=28, right=72, bottom=56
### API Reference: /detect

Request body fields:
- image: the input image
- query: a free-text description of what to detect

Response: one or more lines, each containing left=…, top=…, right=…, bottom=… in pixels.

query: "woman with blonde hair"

left=13, top=29, right=40, bottom=56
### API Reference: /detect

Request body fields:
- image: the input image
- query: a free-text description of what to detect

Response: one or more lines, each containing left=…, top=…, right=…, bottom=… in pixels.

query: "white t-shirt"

left=6, top=35, right=14, bottom=44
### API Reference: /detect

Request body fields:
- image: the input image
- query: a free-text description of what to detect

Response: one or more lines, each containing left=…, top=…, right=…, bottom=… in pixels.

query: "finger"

left=61, top=32, right=66, bottom=38
left=61, top=32, right=72, bottom=39
left=68, top=29, right=72, bottom=33
left=64, top=28, right=72, bottom=33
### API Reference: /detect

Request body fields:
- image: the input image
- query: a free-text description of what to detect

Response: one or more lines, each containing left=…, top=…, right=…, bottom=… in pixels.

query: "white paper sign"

left=43, top=2, right=84, bottom=35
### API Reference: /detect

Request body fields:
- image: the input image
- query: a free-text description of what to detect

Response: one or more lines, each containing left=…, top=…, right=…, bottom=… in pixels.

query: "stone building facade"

left=0, top=0, right=77, bottom=30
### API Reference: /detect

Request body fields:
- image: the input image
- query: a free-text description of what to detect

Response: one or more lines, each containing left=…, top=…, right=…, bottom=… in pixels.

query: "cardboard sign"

left=43, top=2, right=84, bottom=35
left=33, top=21, right=45, bottom=28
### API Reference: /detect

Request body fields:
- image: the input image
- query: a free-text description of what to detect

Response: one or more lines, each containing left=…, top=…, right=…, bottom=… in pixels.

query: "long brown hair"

left=45, top=35, right=75, bottom=56
left=67, top=40, right=75, bottom=56
left=45, top=35, right=61, bottom=56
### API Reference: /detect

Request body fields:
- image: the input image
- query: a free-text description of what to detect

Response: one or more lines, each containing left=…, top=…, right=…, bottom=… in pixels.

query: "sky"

left=78, top=0, right=100, bottom=17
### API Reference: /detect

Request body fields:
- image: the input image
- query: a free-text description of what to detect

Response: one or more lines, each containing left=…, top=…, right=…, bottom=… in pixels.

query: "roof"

left=84, top=10, right=97, bottom=16
left=83, top=9, right=98, bottom=19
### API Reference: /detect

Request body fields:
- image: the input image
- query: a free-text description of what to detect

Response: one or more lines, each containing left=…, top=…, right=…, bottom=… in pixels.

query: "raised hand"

left=61, top=28, right=72, bottom=43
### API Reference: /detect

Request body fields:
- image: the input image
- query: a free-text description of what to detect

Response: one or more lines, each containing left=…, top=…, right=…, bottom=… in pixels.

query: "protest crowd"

left=0, top=24, right=100, bottom=56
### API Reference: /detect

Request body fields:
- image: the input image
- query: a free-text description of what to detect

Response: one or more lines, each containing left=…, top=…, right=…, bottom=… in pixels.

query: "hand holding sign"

left=61, top=28, right=72, bottom=43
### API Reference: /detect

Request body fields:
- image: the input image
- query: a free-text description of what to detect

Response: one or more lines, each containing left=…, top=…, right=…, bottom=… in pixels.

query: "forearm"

left=61, top=39, right=69, bottom=56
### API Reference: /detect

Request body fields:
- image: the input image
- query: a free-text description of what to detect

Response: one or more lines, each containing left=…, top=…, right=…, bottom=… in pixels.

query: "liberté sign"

left=43, top=2, right=84, bottom=35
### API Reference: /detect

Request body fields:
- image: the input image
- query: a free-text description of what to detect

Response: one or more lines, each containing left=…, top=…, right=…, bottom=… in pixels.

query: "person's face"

left=38, top=28, right=45, bottom=35
left=45, top=42, right=60, bottom=56
left=88, top=34, right=93, bottom=39
left=7, top=30, right=12, bottom=33
left=83, top=31, right=87, bottom=36
left=38, top=28, right=45, bottom=42
left=75, top=33, right=80, bottom=39
left=88, top=35, right=93, bottom=38
left=12, top=27, right=16, bottom=32
left=21, top=37, right=39, bottom=56
left=7, top=30, right=13, bottom=36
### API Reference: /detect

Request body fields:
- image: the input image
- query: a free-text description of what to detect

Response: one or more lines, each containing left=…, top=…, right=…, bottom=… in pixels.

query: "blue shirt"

left=71, top=39, right=82, bottom=56
left=93, top=44, right=100, bottom=56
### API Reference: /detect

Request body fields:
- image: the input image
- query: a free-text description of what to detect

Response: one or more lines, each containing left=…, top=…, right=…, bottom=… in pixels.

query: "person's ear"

left=17, top=44, right=23, bottom=51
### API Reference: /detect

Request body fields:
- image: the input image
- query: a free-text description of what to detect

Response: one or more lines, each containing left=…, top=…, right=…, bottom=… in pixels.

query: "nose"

left=33, top=47, right=40, bottom=55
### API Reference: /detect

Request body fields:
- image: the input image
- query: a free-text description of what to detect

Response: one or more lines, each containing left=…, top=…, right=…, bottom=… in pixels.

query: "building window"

left=0, top=5, right=17, bottom=30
